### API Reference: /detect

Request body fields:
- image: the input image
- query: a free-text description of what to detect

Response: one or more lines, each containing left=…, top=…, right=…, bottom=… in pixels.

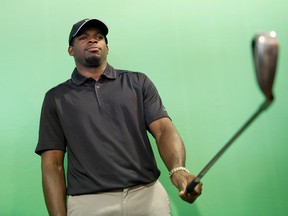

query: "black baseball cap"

left=69, top=18, right=109, bottom=45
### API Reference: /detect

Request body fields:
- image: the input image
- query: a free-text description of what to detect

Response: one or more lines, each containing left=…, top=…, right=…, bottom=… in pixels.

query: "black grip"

left=186, top=177, right=201, bottom=193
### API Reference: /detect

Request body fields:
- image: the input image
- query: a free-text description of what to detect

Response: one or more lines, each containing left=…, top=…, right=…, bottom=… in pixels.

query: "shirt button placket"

left=94, top=83, right=102, bottom=106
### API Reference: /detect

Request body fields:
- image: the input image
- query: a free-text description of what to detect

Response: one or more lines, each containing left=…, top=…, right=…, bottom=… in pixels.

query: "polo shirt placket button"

left=94, top=84, right=102, bottom=106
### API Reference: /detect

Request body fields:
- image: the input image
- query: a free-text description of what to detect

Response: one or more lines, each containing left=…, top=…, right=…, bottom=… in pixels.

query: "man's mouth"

left=86, top=46, right=101, bottom=52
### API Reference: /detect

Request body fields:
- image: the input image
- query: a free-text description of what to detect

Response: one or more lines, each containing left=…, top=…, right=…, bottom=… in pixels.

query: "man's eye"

left=96, top=35, right=104, bottom=40
left=79, top=36, right=87, bottom=40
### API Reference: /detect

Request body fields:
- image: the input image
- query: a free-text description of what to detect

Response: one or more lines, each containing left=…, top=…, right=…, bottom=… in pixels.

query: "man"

left=35, top=18, right=202, bottom=216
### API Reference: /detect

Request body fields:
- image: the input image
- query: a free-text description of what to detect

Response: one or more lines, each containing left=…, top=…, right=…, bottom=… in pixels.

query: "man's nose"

left=89, top=38, right=98, bottom=43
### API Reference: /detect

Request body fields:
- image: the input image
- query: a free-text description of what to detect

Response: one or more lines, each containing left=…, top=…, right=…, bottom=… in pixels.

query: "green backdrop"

left=1, top=0, right=287, bottom=215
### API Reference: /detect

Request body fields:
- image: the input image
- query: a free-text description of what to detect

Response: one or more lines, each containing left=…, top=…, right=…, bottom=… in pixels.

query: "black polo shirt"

left=35, top=64, right=170, bottom=195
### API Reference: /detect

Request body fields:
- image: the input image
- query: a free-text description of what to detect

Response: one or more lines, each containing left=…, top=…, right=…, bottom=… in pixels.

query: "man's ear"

left=106, top=45, right=109, bottom=54
left=68, top=46, right=74, bottom=56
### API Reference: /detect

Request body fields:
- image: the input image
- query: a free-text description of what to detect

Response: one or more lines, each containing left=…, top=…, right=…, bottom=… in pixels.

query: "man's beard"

left=85, top=55, right=101, bottom=67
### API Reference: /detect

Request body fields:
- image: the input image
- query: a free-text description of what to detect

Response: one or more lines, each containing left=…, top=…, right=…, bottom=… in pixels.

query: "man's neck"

left=76, top=63, right=107, bottom=81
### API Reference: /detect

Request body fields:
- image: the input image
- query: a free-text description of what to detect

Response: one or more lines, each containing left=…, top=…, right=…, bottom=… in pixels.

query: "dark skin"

left=41, top=27, right=202, bottom=215
left=41, top=150, right=66, bottom=216
left=68, top=27, right=109, bottom=80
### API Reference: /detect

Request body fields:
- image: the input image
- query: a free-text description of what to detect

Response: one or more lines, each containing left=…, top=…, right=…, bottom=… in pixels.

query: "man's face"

left=68, top=27, right=109, bottom=67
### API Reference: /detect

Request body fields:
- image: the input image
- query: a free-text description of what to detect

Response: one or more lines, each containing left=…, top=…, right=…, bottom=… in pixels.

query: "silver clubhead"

left=252, top=31, right=278, bottom=102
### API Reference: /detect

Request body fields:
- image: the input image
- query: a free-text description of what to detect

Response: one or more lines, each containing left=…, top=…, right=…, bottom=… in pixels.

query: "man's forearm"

left=157, top=128, right=186, bottom=171
left=42, top=163, right=67, bottom=216
left=150, top=118, right=186, bottom=171
left=150, top=118, right=202, bottom=203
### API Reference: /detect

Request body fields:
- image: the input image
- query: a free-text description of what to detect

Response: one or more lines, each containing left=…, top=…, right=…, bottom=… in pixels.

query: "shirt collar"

left=71, top=64, right=116, bottom=85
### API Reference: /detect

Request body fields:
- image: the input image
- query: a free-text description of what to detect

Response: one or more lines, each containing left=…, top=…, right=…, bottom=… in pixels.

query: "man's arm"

left=41, top=150, right=67, bottom=216
left=149, top=117, right=202, bottom=203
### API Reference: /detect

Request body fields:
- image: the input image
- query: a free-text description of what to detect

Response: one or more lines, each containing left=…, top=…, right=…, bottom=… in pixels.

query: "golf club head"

left=252, top=31, right=278, bottom=103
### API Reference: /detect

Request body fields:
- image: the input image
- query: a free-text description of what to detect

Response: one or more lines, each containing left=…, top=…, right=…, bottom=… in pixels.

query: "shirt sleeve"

left=35, top=91, right=66, bottom=155
left=142, top=74, right=170, bottom=126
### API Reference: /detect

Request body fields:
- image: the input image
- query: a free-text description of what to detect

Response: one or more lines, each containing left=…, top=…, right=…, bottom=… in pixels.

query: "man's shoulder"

left=45, top=78, right=72, bottom=95
left=115, top=68, right=148, bottom=80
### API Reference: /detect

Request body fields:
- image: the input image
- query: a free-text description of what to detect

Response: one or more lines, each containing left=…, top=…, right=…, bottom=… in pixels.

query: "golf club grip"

left=186, top=177, right=201, bottom=193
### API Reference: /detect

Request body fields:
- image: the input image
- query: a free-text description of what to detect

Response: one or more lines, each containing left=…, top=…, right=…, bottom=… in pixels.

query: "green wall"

left=1, top=0, right=287, bottom=215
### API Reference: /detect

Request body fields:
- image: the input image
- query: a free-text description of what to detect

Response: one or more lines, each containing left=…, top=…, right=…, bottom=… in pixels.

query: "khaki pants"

left=67, top=180, right=171, bottom=216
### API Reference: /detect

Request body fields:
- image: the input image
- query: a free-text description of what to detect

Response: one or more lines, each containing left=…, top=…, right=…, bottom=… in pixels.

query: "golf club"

left=186, top=31, right=279, bottom=193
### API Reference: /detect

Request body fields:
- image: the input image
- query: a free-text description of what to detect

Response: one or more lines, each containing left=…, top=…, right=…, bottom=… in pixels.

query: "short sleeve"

left=35, top=91, right=66, bottom=155
left=142, top=75, right=170, bottom=126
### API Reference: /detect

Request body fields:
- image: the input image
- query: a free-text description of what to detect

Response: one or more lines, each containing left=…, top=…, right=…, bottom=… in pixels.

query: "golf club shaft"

left=186, top=99, right=272, bottom=193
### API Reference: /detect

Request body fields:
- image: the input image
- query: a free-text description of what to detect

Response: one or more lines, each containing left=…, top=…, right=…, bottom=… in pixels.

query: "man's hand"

left=170, top=171, right=203, bottom=203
